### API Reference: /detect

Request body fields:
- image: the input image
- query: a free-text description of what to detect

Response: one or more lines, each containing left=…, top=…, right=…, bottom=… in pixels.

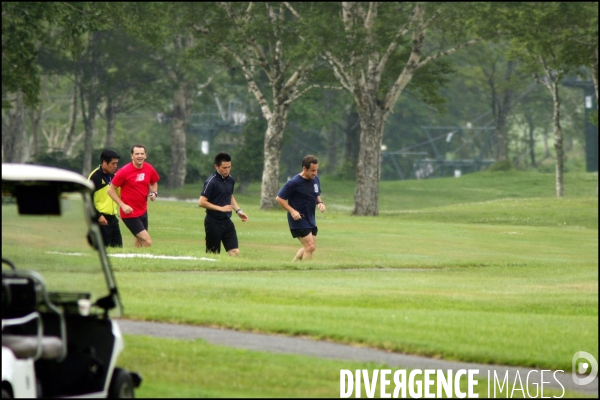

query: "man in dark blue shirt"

left=276, top=155, right=326, bottom=261
left=199, top=153, right=248, bottom=256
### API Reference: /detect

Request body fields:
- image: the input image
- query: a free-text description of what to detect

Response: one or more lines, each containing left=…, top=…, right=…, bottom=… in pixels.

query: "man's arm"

left=231, top=195, right=248, bottom=222
left=199, top=196, right=234, bottom=213
left=276, top=196, right=302, bottom=220
left=108, top=184, right=133, bottom=215
left=149, top=182, right=158, bottom=201
left=316, top=195, right=326, bottom=213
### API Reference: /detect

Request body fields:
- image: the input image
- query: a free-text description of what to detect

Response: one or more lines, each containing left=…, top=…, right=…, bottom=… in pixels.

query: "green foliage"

left=334, top=160, right=357, bottom=180
left=184, top=148, right=215, bottom=185
left=497, top=3, right=597, bottom=78
left=404, top=58, right=454, bottom=113
left=5, top=2, right=596, bottom=195
left=2, top=2, right=109, bottom=108
left=590, top=109, right=598, bottom=127
left=145, top=144, right=170, bottom=184
left=2, top=2, right=44, bottom=107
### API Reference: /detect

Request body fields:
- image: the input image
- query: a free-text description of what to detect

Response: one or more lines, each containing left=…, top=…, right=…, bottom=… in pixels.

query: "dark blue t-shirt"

left=277, top=174, right=321, bottom=229
left=201, top=171, right=235, bottom=220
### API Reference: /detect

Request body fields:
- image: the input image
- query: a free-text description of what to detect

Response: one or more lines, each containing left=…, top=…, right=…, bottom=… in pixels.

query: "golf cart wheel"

left=108, top=368, right=134, bottom=398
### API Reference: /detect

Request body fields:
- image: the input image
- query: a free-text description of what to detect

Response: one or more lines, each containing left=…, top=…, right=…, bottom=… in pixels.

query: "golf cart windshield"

left=2, top=164, right=122, bottom=317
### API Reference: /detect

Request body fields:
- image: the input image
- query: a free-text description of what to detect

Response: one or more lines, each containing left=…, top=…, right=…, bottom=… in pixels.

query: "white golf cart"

left=2, top=164, right=141, bottom=398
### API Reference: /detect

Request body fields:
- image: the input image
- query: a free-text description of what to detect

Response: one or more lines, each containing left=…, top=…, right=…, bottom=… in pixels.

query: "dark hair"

left=130, top=144, right=146, bottom=154
left=100, top=149, right=120, bottom=164
left=214, top=152, right=232, bottom=166
left=302, top=155, right=318, bottom=170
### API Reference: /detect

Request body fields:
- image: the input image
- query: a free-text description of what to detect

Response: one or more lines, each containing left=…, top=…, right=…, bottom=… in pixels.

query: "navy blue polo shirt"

left=277, top=174, right=321, bottom=229
left=201, top=171, right=236, bottom=220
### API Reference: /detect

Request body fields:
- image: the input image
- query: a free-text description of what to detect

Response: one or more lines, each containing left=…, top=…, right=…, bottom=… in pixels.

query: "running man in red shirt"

left=108, top=144, right=160, bottom=248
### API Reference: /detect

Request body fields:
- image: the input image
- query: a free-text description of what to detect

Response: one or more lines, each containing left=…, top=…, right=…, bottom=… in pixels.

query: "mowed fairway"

left=96, top=171, right=598, bottom=396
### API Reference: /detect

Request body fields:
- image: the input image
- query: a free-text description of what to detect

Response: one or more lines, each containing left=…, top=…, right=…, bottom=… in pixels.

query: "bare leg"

left=134, top=230, right=152, bottom=248
left=227, top=248, right=240, bottom=257
left=292, top=247, right=304, bottom=262
left=292, top=234, right=316, bottom=261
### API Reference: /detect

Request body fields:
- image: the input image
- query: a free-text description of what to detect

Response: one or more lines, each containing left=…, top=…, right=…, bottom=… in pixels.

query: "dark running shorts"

left=100, top=214, right=122, bottom=247
left=122, top=212, right=149, bottom=236
left=204, top=215, right=238, bottom=254
left=290, top=227, right=318, bottom=239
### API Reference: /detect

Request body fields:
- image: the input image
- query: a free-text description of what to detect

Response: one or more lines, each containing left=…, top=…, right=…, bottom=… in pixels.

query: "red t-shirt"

left=112, top=162, right=160, bottom=218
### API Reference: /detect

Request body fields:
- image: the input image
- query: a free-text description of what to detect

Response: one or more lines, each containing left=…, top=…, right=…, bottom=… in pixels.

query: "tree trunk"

left=353, top=105, right=386, bottom=216
left=495, top=119, right=508, bottom=161
left=549, top=81, right=564, bottom=197
left=105, top=96, right=116, bottom=149
left=163, top=33, right=196, bottom=190
left=592, top=47, right=598, bottom=105
left=494, top=91, right=512, bottom=161
left=80, top=32, right=101, bottom=176
left=525, top=113, right=537, bottom=168
left=167, top=81, right=191, bottom=189
left=2, top=90, right=26, bottom=163
left=80, top=82, right=97, bottom=176
left=491, top=61, right=515, bottom=161
left=260, top=104, right=289, bottom=209
left=63, top=82, right=79, bottom=156
left=29, top=74, right=46, bottom=157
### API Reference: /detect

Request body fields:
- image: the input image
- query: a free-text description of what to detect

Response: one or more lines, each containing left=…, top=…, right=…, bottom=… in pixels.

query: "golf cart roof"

left=2, top=163, right=94, bottom=192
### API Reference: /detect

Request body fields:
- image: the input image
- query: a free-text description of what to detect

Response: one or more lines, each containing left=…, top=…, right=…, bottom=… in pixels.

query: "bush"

left=487, top=160, right=514, bottom=172
left=31, top=150, right=84, bottom=174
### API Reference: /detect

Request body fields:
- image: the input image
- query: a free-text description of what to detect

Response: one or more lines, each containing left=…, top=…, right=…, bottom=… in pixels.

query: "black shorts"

left=290, top=227, right=318, bottom=238
left=100, top=214, right=122, bottom=247
left=122, top=212, right=149, bottom=236
left=204, top=215, right=238, bottom=254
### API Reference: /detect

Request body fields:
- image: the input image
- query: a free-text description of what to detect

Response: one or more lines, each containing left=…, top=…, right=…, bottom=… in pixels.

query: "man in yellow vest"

left=88, top=149, right=122, bottom=247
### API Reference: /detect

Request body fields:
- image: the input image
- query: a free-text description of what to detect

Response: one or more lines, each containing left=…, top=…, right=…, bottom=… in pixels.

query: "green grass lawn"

left=117, top=265, right=597, bottom=371
left=118, top=335, right=587, bottom=398
left=110, top=171, right=597, bottom=393
left=3, top=170, right=598, bottom=397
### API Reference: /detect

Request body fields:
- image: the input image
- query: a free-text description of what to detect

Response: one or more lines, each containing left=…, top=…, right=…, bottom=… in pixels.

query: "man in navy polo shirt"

left=276, top=154, right=326, bottom=261
left=199, top=152, right=248, bottom=256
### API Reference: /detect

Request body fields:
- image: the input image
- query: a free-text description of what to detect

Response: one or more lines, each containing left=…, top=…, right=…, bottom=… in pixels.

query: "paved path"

left=118, top=319, right=597, bottom=396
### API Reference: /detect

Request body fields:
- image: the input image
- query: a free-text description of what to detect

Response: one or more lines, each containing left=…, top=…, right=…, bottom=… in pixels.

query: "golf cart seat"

left=2, top=333, right=63, bottom=360
left=2, top=267, right=67, bottom=361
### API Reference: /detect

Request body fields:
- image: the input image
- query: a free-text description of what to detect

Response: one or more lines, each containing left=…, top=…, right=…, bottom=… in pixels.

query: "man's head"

left=100, top=149, right=120, bottom=174
left=214, top=152, right=232, bottom=178
left=301, top=155, right=319, bottom=179
left=130, top=144, right=146, bottom=168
